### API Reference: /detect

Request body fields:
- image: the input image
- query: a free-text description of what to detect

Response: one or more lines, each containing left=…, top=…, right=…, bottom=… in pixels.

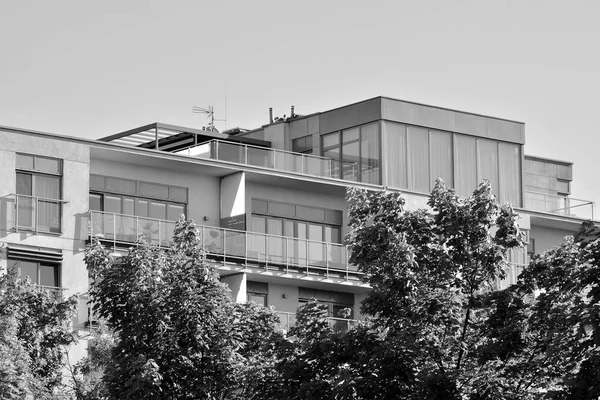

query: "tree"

left=344, top=179, right=525, bottom=398
left=0, top=274, right=78, bottom=399
left=255, top=180, right=529, bottom=399
left=84, top=217, right=281, bottom=400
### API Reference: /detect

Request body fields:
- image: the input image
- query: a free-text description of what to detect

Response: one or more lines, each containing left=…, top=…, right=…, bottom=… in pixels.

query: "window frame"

left=15, top=153, right=64, bottom=234
left=7, top=258, right=61, bottom=289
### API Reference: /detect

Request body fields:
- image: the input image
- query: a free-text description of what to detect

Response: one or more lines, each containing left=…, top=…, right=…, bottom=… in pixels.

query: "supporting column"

left=221, top=272, right=247, bottom=303
left=220, top=172, right=246, bottom=230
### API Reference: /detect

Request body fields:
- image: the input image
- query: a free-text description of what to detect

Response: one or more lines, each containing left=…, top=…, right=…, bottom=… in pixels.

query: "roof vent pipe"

left=291, top=105, right=295, bottom=117
left=269, top=107, right=273, bottom=124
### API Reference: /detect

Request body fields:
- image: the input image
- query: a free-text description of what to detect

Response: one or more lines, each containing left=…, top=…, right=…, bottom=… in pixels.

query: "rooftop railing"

left=8, top=194, right=66, bottom=234
left=89, top=211, right=360, bottom=280
left=524, top=191, right=595, bottom=220
left=176, top=140, right=358, bottom=181
left=275, top=310, right=359, bottom=333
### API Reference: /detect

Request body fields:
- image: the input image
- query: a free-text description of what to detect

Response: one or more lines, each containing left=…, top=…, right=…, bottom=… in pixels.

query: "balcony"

left=176, top=140, right=358, bottom=181
left=524, top=191, right=595, bottom=220
left=89, top=211, right=360, bottom=280
left=275, top=311, right=359, bottom=334
left=8, top=194, right=66, bottom=234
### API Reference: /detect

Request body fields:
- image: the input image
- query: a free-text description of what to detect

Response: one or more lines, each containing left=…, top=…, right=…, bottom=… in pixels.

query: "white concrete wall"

left=267, top=282, right=299, bottom=313
left=530, top=224, right=575, bottom=255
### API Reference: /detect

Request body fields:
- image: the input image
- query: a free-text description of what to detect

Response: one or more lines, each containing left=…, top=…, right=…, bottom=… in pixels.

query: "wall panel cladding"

left=380, top=98, right=525, bottom=144
left=524, top=157, right=573, bottom=195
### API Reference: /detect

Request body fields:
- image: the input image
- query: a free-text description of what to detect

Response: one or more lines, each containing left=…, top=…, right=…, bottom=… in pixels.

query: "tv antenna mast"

left=192, top=105, right=226, bottom=132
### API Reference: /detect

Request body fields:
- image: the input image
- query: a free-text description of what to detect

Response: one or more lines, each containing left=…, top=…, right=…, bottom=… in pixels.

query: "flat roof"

left=99, top=122, right=270, bottom=152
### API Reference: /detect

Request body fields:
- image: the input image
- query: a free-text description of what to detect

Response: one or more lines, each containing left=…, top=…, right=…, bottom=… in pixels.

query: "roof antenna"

left=192, top=105, right=226, bottom=132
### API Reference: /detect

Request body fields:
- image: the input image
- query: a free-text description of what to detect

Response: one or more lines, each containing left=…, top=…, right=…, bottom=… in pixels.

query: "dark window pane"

left=90, top=175, right=106, bottom=190
left=407, top=126, right=429, bottom=192
left=139, top=182, right=169, bottom=199
left=123, top=197, right=135, bottom=216
left=17, top=261, right=38, bottom=284
left=106, top=177, right=136, bottom=195
left=35, top=175, right=60, bottom=199
left=39, top=264, right=58, bottom=287
left=167, top=204, right=184, bottom=221
left=35, top=157, right=61, bottom=174
left=104, top=196, right=122, bottom=214
left=251, top=216, right=266, bottom=234
left=168, top=187, right=188, bottom=202
left=89, top=194, right=102, bottom=211
left=248, top=293, right=267, bottom=307
left=296, top=206, right=325, bottom=222
left=136, top=199, right=149, bottom=217
left=252, top=199, right=268, bottom=214
left=322, top=132, right=340, bottom=149
left=16, top=173, right=32, bottom=196
left=38, top=199, right=61, bottom=233
left=268, top=201, right=295, bottom=217
left=360, top=123, right=380, bottom=184
left=16, top=154, right=34, bottom=170
left=454, top=134, right=477, bottom=197
left=342, top=128, right=360, bottom=144
left=150, top=202, right=166, bottom=219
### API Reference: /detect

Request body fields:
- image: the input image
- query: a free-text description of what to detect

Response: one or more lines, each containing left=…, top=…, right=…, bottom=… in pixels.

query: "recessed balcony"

left=176, top=140, right=358, bottom=182
left=89, top=211, right=361, bottom=280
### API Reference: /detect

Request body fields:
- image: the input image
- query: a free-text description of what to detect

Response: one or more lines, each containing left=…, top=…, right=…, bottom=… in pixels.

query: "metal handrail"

left=176, top=139, right=358, bottom=181
left=524, top=190, right=595, bottom=219
left=89, top=211, right=360, bottom=278
left=275, top=310, right=358, bottom=331
left=9, top=193, right=66, bottom=234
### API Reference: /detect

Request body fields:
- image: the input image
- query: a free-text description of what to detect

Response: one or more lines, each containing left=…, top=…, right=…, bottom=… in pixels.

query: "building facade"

left=0, top=96, right=595, bottom=360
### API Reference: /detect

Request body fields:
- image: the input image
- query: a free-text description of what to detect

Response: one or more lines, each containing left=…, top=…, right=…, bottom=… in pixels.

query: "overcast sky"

left=1, top=0, right=598, bottom=208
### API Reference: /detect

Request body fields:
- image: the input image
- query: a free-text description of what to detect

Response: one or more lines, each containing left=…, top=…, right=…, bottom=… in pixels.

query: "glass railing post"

left=273, top=149, right=277, bottom=170
left=15, top=195, right=19, bottom=233
left=265, top=233, right=269, bottom=270
left=35, top=197, right=38, bottom=234
left=135, top=216, right=139, bottom=241
left=112, top=212, right=116, bottom=249
left=215, top=141, right=219, bottom=160
left=301, top=154, right=305, bottom=174
left=325, top=243, right=329, bottom=278
left=285, top=237, right=289, bottom=274
left=244, top=145, right=248, bottom=164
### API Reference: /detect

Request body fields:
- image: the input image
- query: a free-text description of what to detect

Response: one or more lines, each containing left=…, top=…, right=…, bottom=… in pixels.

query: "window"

left=89, top=175, right=187, bottom=244
left=8, top=259, right=60, bottom=288
left=298, top=287, right=354, bottom=319
left=321, top=123, right=381, bottom=184
left=292, top=135, right=313, bottom=154
left=247, top=281, right=268, bottom=307
left=15, top=154, right=63, bottom=233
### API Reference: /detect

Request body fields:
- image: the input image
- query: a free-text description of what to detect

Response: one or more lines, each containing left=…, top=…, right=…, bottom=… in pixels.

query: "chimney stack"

left=269, top=107, right=273, bottom=124
left=291, top=105, right=295, bottom=117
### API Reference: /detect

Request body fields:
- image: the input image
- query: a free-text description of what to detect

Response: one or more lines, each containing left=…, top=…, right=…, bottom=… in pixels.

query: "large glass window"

left=454, top=134, right=477, bottom=197
left=15, top=154, right=62, bottom=233
left=498, top=142, right=522, bottom=205
left=430, top=130, right=453, bottom=187
left=407, top=126, right=430, bottom=192
left=321, top=123, right=381, bottom=184
left=8, top=259, right=60, bottom=288
left=477, top=139, right=499, bottom=196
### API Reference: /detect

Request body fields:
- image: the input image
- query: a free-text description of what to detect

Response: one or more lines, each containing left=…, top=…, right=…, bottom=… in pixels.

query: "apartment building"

left=0, top=96, right=595, bottom=360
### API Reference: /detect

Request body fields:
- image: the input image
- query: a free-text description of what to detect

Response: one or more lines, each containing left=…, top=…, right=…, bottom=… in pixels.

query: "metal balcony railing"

left=89, top=211, right=360, bottom=280
left=8, top=194, right=66, bottom=234
left=524, top=191, right=595, bottom=220
left=34, top=285, right=66, bottom=300
left=275, top=311, right=359, bottom=333
left=176, top=139, right=358, bottom=181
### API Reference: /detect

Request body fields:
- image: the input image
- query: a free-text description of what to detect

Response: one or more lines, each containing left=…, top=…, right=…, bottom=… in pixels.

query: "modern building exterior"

left=0, top=96, right=595, bottom=360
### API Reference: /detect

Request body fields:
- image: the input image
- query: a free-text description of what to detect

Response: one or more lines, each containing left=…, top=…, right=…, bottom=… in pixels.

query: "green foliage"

left=0, top=274, right=78, bottom=399
left=84, top=217, right=280, bottom=400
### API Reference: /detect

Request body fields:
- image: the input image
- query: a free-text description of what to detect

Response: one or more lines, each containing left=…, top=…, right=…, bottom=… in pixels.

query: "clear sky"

left=1, top=0, right=598, bottom=207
